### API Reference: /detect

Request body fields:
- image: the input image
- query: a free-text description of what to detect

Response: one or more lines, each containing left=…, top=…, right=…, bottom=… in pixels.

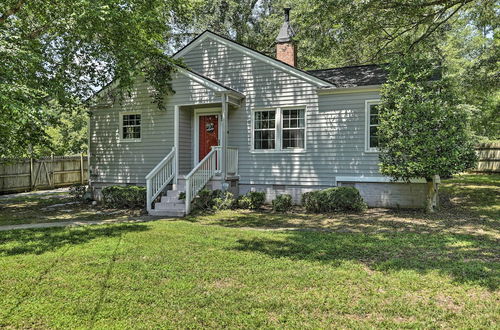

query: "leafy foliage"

left=378, top=52, right=478, bottom=182
left=236, top=191, right=266, bottom=210
left=101, top=185, right=146, bottom=209
left=179, top=0, right=497, bottom=139
left=272, top=194, right=293, bottom=213
left=302, top=187, right=367, bottom=213
left=192, top=189, right=235, bottom=212
left=0, top=0, right=186, bottom=157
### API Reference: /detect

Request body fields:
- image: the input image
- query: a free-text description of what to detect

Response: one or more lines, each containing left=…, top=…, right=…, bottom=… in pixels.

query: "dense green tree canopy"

left=0, top=0, right=186, bottom=157
left=1, top=0, right=498, bottom=158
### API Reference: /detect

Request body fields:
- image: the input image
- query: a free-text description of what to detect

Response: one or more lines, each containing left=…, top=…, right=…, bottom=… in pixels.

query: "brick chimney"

left=276, top=8, right=297, bottom=67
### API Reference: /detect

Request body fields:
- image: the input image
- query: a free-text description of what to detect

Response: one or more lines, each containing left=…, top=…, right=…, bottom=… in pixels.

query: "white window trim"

left=365, top=99, right=381, bottom=153
left=250, top=105, right=307, bottom=153
left=119, top=111, right=142, bottom=143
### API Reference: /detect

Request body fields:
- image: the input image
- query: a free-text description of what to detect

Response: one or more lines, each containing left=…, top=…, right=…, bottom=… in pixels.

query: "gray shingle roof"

left=307, top=64, right=387, bottom=88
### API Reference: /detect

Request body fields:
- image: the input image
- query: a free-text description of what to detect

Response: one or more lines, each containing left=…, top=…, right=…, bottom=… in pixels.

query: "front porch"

left=145, top=93, right=243, bottom=216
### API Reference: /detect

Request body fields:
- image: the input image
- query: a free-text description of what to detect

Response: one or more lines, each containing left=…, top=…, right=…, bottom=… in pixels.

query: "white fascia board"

left=336, top=176, right=427, bottom=184
left=174, top=31, right=333, bottom=88
left=317, top=85, right=381, bottom=95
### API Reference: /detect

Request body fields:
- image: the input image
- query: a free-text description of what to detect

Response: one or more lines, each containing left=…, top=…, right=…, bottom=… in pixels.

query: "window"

left=253, top=110, right=276, bottom=149
left=252, top=106, right=306, bottom=152
left=282, top=108, right=305, bottom=149
left=121, top=113, right=141, bottom=141
left=366, top=100, right=380, bottom=151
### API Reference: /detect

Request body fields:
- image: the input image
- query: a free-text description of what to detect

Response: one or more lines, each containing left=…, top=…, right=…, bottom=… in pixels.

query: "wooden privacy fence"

left=0, top=155, right=88, bottom=194
left=475, top=142, right=500, bottom=173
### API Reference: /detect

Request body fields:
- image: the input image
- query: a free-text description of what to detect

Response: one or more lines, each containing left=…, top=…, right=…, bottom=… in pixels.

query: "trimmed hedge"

left=272, top=194, right=293, bottom=212
left=101, top=185, right=146, bottom=209
left=302, top=186, right=367, bottom=213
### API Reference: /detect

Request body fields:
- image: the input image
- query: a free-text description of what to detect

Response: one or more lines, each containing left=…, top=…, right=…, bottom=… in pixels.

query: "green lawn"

left=0, top=191, right=142, bottom=226
left=0, top=174, right=498, bottom=328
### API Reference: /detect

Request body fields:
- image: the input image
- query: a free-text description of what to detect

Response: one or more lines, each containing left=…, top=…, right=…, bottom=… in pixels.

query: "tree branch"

left=0, top=0, right=26, bottom=25
left=408, top=2, right=466, bottom=51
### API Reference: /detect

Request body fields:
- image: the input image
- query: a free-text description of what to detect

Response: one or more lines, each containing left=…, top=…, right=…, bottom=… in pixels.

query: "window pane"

left=367, top=104, right=380, bottom=149
left=254, top=130, right=275, bottom=149
left=282, top=129, right=304, bottom=149
left=255, top=111, right=275, bottom=129
left=122, top=114, right=141, bottom=140
left=369, top=126, right=378, bottom=148
left=283, top=109, right=304, bottom=129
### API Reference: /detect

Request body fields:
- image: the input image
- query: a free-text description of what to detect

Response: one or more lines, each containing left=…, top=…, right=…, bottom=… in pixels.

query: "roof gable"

left=89, top=64, right=243, bottom=106
left=173, top=30, right=333, bottom=88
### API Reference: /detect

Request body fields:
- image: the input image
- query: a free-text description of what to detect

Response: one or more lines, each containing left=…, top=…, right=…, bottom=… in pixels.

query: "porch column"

left=220, top=93, right=228, bottom=179
left=174, top=105, right=179, bottom=184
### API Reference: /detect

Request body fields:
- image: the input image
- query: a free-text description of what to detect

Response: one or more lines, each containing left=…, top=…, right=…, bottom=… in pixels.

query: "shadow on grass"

left=187, top=206, right=499, bottom=238
left=232, top=230, right=500, bottom=290
left=0, top=223, right=149, bottom=256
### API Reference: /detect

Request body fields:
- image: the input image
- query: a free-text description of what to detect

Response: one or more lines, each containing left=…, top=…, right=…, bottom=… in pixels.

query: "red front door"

left=199, top=114, right=219, bottom=161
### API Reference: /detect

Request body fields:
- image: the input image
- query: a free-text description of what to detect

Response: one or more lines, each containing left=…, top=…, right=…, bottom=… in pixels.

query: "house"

left=89, top=9, right=427, bottom=216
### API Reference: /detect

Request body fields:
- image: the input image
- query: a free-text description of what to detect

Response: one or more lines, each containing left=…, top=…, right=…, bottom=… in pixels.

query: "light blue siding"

left=90, top=73, right=218, bottom=184
left=181, top=38, right=383, bottom=185
left=91, top=36, right=383, bottom=187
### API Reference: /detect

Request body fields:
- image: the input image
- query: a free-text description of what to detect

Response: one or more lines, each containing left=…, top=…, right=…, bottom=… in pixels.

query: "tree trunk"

left=425, top=177, right=439, bottom=213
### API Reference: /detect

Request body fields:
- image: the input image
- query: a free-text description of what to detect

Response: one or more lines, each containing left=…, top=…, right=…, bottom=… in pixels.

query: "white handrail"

left=185, top=148, right=218, bottom=214
left=146, top=147, right=176, bottom=213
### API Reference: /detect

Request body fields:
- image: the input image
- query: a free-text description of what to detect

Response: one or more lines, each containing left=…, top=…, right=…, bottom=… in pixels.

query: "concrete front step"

left=148, top=209, right=185, bottom=217
left=154, top=202, right=185, bottom=211
left=172, top=183, right=186, bottom=191
left=167, top=189, right=183, bottom=198
left=161, top=195, right=184, bottom=203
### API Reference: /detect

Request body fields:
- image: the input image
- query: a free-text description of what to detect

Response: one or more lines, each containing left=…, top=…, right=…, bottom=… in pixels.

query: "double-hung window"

left=252, top=106, right=306, bottom=152
left=253, top=110, right=276, bottom=150
left=120, top=113, right=141, bottom=141
left=365, top=100, right=380, bottom=152
left=282, top=108, right=305, bottom=149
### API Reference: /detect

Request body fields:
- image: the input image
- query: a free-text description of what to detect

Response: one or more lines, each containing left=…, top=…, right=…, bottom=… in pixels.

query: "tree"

left=0, top=0, right=186, bottom=158
left=378, top=51, right=478, bottom=212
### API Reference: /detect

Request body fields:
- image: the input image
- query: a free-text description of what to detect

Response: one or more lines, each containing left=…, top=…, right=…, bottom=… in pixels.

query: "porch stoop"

left=148, top=175, right=225, bottom=217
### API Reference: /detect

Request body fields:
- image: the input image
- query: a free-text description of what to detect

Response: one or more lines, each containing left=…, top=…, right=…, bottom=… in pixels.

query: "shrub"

left=236, top=195, right=252, bottom=209
left=237, top=191, right=266, bottom=210
left=272, top=194, right=293, bottom=212
left=211, top=190, right=235, bottom=211
left=69, top=183, right=88, bottom=202
left=192, top=189, right=235, bottom=212
left=302, top=186, right=366, bottom=213
left=101, top=185, right=146, bottom=209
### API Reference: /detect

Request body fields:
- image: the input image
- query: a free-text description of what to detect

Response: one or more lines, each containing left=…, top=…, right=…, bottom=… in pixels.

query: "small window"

left=254, top=110, right=276, bottom=149
left=121, top=113, right=141, bottom=141
left=282, top=108, right=305, bottom=149
left=366, top=101, right=380, bottom=151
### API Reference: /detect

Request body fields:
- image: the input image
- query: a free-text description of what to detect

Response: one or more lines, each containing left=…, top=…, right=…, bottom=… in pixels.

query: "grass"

left=0, top=191, right=143, bottom=226
left=0, top=174, right=498, bottom=328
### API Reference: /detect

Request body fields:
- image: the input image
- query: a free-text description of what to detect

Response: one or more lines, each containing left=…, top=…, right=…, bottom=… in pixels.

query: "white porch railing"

left=145, top=147, right=176, bottom=212
left=185, top=148, right=218, bottom=214
left=227, top=146, right=238, bottom=176
left=211, top=146, right=238, bottom=176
